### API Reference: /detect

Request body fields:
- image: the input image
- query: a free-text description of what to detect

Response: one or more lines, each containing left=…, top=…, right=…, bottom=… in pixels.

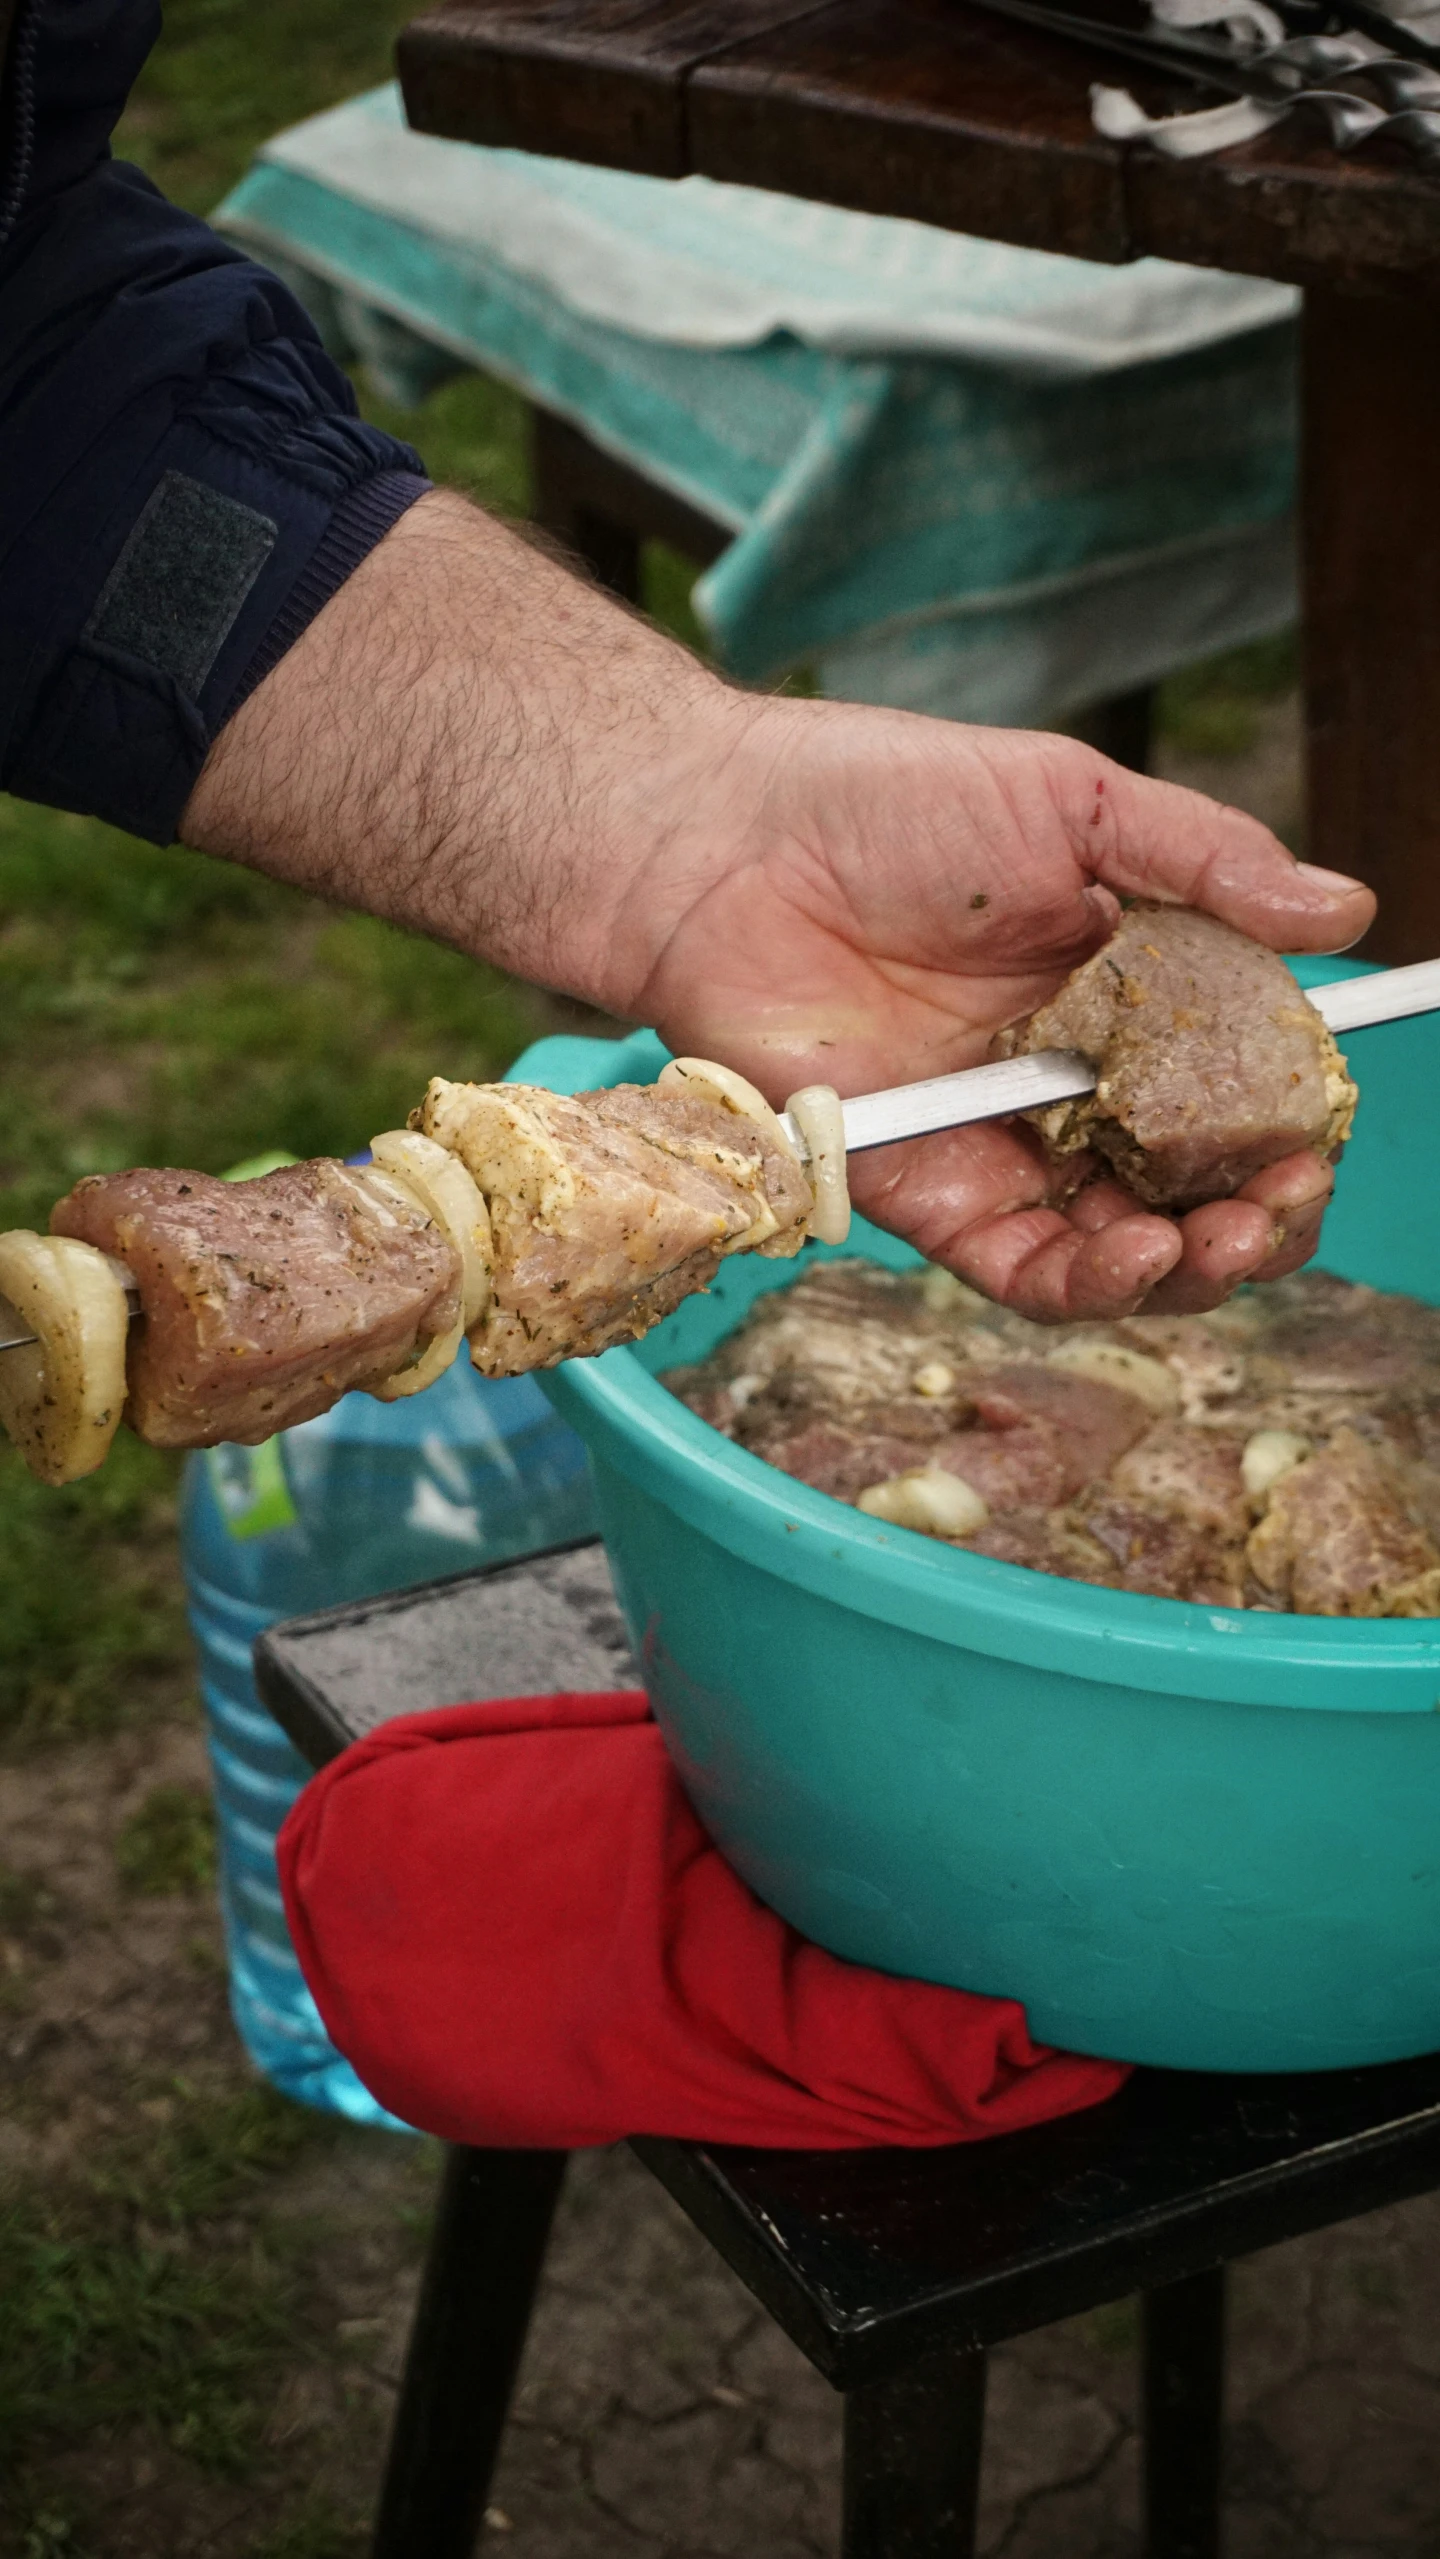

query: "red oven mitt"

left=278, top=1690, right=1128, bottom=2148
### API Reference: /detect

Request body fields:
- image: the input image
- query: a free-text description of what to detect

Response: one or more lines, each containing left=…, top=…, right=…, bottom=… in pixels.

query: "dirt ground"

left=10, top=1702, right=1440, bottom=2559
left=15, top=676, right=1440, bottom=2559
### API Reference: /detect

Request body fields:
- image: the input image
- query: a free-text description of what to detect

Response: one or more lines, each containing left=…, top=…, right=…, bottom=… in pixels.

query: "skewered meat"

left=413, top=1077, right=811, bottom=1374
left=1, top=1063, right=827, bottom=1478
left=995, top=902, right=1357, bottom=1210
left=665, top=1260, right=1440, bottom=1617
left=51, top=1162, right=463, bottom=1448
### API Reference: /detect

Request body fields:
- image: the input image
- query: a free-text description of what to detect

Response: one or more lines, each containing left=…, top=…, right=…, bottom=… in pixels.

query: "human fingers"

left=1149, top=1153, right=1333, bottom=1310
left=945, top=1205, right=1184, bottom=1322
left=1239, top=1152, right=1334, bottom=1282
left=1004, top=1149, right=1332, bottom=1318
left=1133, top=1152, right=1330, bottom=1316
left=1023, top=737, right=1375, bottom=954
left=847, top=1123, right=1178, bottom=1318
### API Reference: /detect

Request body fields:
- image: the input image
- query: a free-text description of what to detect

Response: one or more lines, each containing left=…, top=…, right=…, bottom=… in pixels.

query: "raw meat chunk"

left=962, top=1509, right=1116, bottom=1585
left=741, top=1418, right=963, bottom=1506
left=995, top=903, right=1356, bottom=1210
left=51, top=1162, right=461, bottom=1447
left=1107, top=1422, right=1249, bottom=1539
left=1246, top=1427, right=1440, bottom=1616
left=1074, top=1490, right=1246, bottom=1606
left=968, top=1364, right=1151, bottom=1495
left=415, top=1078, right=811, bottom=1374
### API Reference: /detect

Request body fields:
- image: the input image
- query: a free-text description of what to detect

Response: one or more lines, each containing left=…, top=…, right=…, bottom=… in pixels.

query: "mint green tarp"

left=217, top=86, right=1298, bottom=725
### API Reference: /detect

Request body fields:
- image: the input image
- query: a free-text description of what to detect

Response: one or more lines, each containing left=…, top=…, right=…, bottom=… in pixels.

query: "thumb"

left=1047, top=747, right=1375, bottom=955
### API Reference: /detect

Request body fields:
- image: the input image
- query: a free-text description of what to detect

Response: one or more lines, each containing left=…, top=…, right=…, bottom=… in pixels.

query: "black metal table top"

left=257, top=1541, right=1440, bottom=2385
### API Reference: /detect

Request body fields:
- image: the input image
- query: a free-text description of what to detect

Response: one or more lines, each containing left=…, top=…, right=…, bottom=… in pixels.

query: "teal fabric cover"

left=216, top=87, right=1298, bottom=724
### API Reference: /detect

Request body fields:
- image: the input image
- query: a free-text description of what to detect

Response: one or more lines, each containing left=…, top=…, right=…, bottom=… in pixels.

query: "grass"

left=0, top=2087, right=336, bottom=2501
left=1157, top=633, right=1298, bottom=760
left=115, top=1787, right=218, bottom=1897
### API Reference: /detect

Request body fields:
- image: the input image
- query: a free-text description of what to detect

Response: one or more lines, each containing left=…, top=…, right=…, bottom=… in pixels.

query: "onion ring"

left=657, top=1058, right=803, bottom=1165
left=367, top=1130, right=493, bottom=1328
left=0, top=1232, right=130, bottom=1483
left=784, top=1083, right=850, bottom=1244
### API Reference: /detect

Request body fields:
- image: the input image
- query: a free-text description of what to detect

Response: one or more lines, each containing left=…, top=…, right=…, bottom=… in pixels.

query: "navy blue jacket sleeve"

left=0, top=0, right=432, bottom=844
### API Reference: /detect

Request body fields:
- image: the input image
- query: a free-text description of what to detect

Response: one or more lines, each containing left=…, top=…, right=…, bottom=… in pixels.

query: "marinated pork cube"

left=1072, top=1490, right=1247, bottom=1607
left=51, top=1162, right=461, bottom=1447
left=967, top=1364, right=1151, bottom=1495
left=740, top=1416, right=971, bottom=1506
left=995, top=903, right=1356, bottom=1210
left=962, top=1509, right=1116, bottom=1585
left=415, top=1078, right=811, bottom=1374
left=683, top=1326, right=1152, bottom=1519
left=1106, top=1421, right=1250, bottom=1539
left=1246, top=1426, right=1440, bottom=1616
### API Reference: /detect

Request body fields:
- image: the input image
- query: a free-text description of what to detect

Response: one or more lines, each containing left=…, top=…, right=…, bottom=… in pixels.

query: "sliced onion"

left=1242, top=1428, right=1312, bottom=1501
left=368, top=1129, right=493, bottom=1328
left=657, top=1058, right=802, bottom=1164
left=1046, top=1338, right=1179, bottom=1416
left=347, top=1164, right=466, bottom=1401
left=784, top=1083, right=850, bottom=1245
left=0, top=1232, right=129, bottom=1484
left=856, top=1464, right=989, bottom=1538
left=366, top=1322, right=464, bottom=1401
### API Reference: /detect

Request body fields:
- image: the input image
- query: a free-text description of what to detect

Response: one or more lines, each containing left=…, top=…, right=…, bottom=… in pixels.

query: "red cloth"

left=278, top=1690, right=1128, bottom=2150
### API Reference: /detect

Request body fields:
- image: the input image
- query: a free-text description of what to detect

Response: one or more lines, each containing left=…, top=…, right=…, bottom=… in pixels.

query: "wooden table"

left=395, top=0, right=1440, bottom=963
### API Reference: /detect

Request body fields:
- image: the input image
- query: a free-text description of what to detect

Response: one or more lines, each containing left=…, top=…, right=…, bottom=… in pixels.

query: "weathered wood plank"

left=685, top=0, right=1129, bottom=259
left=1125, top=134, right=1440, bottom=301
left=398, top=0, right=1440, bottom=293
left=1302, top=287, right=1440, bottom=961
left=399, top=0, right=829, bottom=174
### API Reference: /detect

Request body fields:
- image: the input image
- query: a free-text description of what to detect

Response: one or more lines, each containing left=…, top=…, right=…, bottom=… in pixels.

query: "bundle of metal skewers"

left=969, top=0, right=1440, bottom=161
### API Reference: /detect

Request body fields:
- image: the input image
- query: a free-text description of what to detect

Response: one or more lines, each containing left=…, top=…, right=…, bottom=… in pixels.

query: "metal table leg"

left=371, top=2144, right=567, bottom=2559
left=1141, top=2265, right=1226, bottom=2559
left=841, top=2340, right=987, bottom=2557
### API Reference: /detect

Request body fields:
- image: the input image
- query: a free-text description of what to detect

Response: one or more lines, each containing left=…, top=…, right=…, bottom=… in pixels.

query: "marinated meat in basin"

left=664, top=1262, right=1440, bottom=1618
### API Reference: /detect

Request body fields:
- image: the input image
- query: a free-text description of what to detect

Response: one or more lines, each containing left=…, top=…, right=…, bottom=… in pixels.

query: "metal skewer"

left=781, top=952, right=1440, bottom=1156
left=0, top=1263, right=139, bottom=1357
left=6, top=958, right=1440, bottom=1355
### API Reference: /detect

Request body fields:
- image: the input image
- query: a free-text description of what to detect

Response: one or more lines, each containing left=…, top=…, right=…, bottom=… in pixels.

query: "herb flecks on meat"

left=664, top=1261, right=1440, bottom=1617
left=52, top=1162, right=461, bottom=1448
left=994, top=903, right=1357, bottom=1211
left=414, top=1078, right=811, bottom=1375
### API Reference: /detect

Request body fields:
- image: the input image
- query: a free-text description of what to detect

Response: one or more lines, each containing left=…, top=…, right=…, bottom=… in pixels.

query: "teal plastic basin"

left=516, top=959, right=1440, bottom=2071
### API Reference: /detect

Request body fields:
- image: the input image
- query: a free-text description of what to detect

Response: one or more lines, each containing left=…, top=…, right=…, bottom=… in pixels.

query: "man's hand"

left=622, top=711, right=1373, bottom=1320
left=183, top=490, right=1373, bottom=1323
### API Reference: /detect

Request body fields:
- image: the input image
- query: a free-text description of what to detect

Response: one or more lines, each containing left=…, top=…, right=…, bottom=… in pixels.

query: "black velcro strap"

left=84, top=469, right=278, bottom=696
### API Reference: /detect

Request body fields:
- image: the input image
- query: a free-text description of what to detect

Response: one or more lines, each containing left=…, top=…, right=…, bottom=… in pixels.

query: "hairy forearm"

left=180, top=488, right=760, bottom=1011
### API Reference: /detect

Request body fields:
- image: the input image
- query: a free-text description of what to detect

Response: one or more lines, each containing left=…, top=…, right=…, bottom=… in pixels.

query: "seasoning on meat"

left=50, top=1162, right=462, bottom=1447
left=413, top=1077, right=811, bottom=1374
left=1246, top=1428, right=1440, bottom=1617
left=994, top=902, right=1357, bottom=1210
left=664, top=1259, right=1440, bottom=1618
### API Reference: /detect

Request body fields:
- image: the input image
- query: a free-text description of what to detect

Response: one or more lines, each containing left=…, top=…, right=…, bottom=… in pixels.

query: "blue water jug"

left=181, top=1354, right=597, bottom=2121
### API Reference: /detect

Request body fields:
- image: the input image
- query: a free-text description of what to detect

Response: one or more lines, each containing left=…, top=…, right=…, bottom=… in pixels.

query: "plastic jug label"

left=206, top=1439, right=299, bottom=1539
